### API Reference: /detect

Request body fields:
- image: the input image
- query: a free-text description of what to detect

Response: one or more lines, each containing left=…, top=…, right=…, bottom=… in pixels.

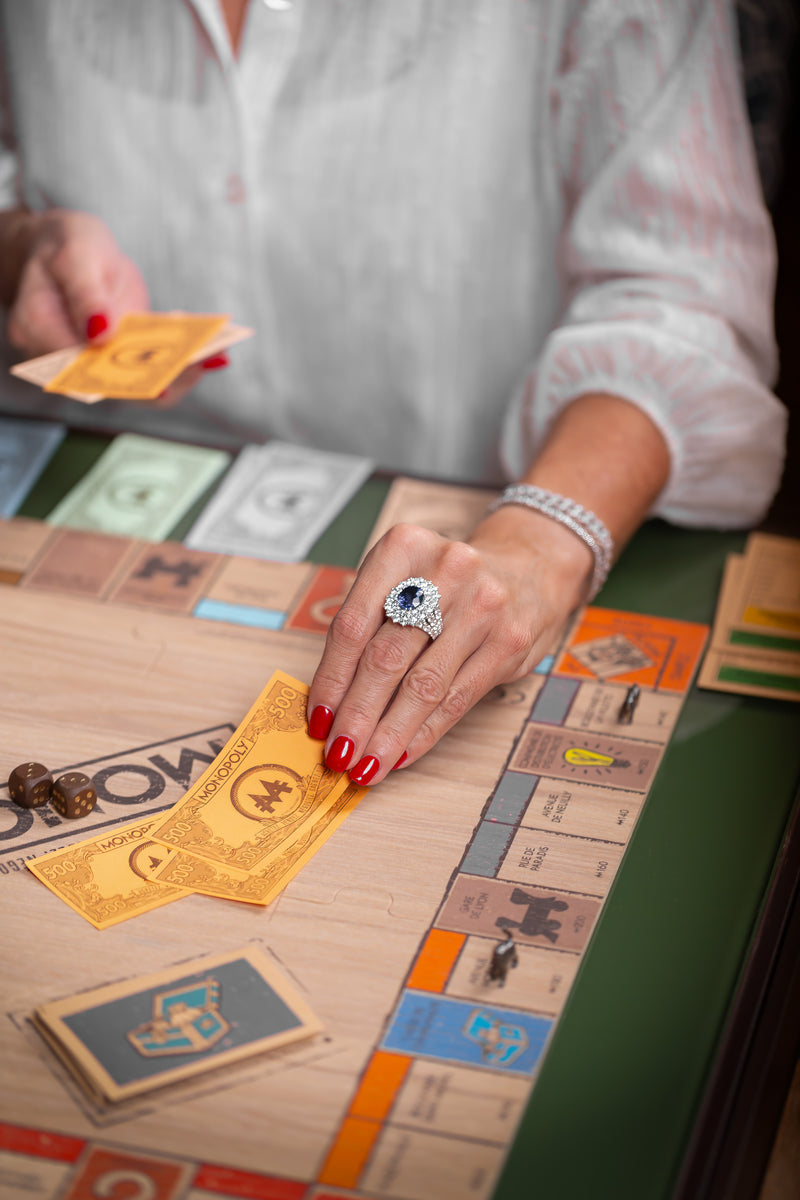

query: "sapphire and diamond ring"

left=384, top=577, right=443, bottom=641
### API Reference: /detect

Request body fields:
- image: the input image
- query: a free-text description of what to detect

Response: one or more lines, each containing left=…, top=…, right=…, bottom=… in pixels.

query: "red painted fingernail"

left=308, top=705, right=334, bottom=740
left=201, top=352, right=230, bottom=371
left=325, top=735, right=354, bottom=772
left=86, top=312, right=109, bottom=340
left=392, top=752, right=408, bottom=770
left=349, top=755, right=381, bottom=786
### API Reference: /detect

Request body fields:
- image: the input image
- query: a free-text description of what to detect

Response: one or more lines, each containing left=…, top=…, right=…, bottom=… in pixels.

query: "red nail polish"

left=308, top=705, right=334, bottom=740
left=392, top=752, right=408, bottom=770
left=86, top=312, right=109, bottom=340
left=349, top=755, right=381, bottom=786
left=201, top=352, right=230, bottom=371
left=325, top=735, right=354, bottom=772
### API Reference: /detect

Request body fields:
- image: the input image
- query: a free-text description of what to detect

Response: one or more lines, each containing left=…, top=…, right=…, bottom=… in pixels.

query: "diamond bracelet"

left=486, top=484, right=614, bottom=600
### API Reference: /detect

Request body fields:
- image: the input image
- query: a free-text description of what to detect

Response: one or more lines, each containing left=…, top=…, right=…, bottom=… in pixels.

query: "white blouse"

left=0, top=0, right=787, bottom=526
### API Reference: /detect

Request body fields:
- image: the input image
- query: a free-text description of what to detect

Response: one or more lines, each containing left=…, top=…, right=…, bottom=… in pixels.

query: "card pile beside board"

left=46, top=432, right=231, bottom=540
left=10, top=311, right=253, bottom=402
left=185, top=441, right=373, bottom=562
left=0, top=416, right=65, bottom=516
left=27, top=671, right=366, bottom=928
left=698, top=532, right=800, bottom=701
left=37, top=433, right=370, bottom=557
left=32, top=945, right=321, bottom=1103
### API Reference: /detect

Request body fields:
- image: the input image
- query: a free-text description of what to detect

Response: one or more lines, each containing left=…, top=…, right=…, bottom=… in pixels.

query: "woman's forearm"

left=471, top=393, right=672, bottom=602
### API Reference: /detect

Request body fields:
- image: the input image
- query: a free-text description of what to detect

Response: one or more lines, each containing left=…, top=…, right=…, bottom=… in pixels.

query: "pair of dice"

left=8, top=761, right=98, bottom=820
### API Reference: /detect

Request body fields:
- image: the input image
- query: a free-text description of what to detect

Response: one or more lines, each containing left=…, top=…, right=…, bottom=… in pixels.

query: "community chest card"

left=33, top=945, right=321, bottom=1102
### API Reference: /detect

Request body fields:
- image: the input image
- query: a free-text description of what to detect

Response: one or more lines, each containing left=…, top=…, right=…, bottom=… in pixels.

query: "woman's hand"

left=5, top=208, right=149, bottom=355
left=2, top=206, right=230, bottom=401
left=307, top=507, right=594, bottom=786
left=307, top=393, right=672, bottom=786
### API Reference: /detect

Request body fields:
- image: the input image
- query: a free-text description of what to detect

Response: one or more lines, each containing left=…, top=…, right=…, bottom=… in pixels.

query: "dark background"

left=765, top=22, right=800, bottom=538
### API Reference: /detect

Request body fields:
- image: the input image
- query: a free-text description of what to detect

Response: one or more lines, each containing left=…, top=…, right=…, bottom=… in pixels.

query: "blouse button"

left=226, top=173, right=246, bottom=204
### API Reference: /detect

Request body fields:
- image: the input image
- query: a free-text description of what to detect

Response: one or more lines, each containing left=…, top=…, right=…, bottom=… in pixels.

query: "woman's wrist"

left=469, top=502, right=596, bottom=610
left=487, top=484, right=613, bottom=598
left=469, top=394, right=671, bottom=606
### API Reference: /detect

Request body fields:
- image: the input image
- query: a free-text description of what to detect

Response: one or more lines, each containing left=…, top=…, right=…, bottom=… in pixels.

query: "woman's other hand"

left=4, top=208, right=149, bottom=356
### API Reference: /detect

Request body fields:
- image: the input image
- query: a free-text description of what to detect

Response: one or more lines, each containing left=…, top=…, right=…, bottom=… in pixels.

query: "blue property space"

left=194, top=598, right=286, bottom=630
left=382, top=990, right=552, bottom=1075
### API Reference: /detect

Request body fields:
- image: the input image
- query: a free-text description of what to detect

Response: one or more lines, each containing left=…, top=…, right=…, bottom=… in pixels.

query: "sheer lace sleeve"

left=502, top=0, right=787, bottom=527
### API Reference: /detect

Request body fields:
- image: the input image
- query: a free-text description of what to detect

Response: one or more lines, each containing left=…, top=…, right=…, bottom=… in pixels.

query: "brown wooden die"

left=8, top=762, right=53, bottom=809
left=52, top=772, right=98, bottom=820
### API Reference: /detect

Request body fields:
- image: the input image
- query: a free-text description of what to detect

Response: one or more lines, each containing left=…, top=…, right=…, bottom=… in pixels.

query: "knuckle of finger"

left=376, top=720, right=408, bottom=750
left=479, top=575, right=511, bottom=614
left=312, top=664, right=351, bottom=696
left=362, top=635, right=409, bottom=676
left=499, top=621, right=535, bottom=660
left=383, top=520, right=448, bottom=556
left=48, top=242, right=78, bottom=278
left=439, top=539, right=481, bottom=580
left=438, top=683, right=473, bottom=724
left=507, top=658, right=536, bottom=683
left=411, top=715, right=441, bottom=756
left=328, top=606, right=372, bottom=652
left=403, top=664, right=449, bottom=707
left=339, top=699, right=379, bottom=732
left=382, top=521, right=438, bottom=556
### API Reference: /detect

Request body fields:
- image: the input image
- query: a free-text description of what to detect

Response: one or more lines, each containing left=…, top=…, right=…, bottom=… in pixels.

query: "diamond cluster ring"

left=384, top=577, right=443, bottom=641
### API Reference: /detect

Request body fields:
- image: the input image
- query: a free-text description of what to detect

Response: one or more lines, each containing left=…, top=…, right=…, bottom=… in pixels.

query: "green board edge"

left=495, top=521, right=800, bottom=1200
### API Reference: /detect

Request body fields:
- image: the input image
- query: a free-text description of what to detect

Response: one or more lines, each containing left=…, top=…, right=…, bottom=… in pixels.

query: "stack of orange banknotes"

left=27, top=671, right=367, bottom=929
left=10, top=311, right=252, bottom=403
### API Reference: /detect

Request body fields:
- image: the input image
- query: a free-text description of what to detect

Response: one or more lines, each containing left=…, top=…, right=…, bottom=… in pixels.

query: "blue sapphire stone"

left=398, top=584, right=424, bottom=611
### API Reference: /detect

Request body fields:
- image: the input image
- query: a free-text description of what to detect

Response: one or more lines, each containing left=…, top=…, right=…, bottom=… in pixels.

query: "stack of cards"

left=0, top=416, right=65, bottom=516
left=185, top=441, right=373, bottom=562
left=27, top=672, right=366, bottom=928
left=698, top=533, right=800, bottom=701
left=45, top=433, right=231, bottom=540
left=32, top=945, right=321, bottom=1104
left=10, top=311, right=253, bottom=403
left=35, top=433, right=370, bottom=555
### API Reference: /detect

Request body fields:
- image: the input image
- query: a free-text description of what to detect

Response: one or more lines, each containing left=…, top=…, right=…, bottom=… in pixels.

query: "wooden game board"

left=0, top=509, right=708, bottom=1200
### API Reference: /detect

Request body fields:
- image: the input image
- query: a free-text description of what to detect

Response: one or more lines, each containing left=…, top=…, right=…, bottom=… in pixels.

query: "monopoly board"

left=0, top=511, right=707, bottom=1200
